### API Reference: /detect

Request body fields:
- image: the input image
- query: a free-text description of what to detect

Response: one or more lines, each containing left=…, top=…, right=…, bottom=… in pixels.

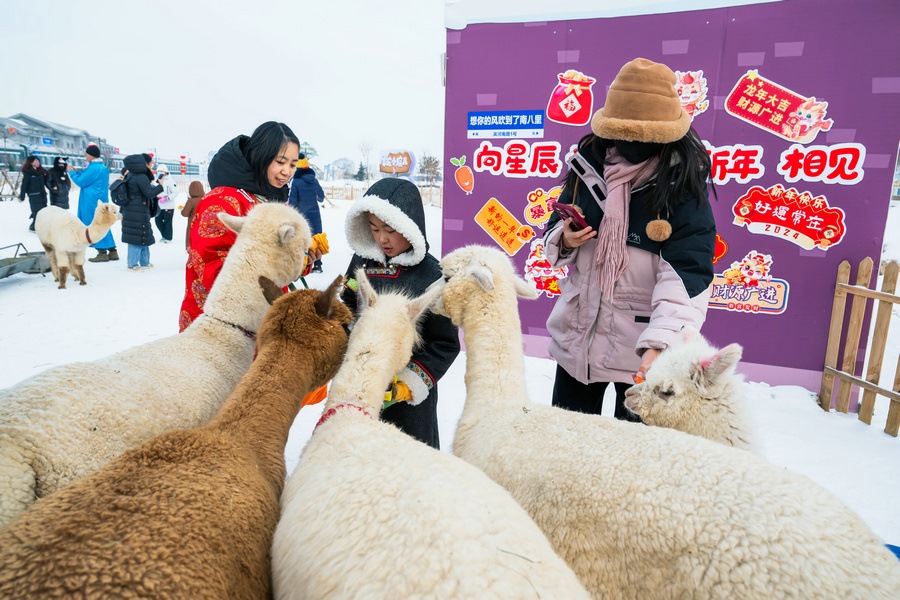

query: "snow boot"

left=108, top=249, right=120, bottom=261
left=89, top=250, right=109, bottom=263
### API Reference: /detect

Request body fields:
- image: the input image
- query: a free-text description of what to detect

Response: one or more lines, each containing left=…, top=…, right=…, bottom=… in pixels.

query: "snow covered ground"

left=0, top=189, right=898, bottom=546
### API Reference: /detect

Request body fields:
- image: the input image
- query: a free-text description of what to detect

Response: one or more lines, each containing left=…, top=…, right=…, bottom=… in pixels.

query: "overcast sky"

left=0, top=0, right=446, bottom=167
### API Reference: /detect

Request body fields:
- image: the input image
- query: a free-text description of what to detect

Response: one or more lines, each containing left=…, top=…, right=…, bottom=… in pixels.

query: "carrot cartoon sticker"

left=450, top=155, right=474, bottom=195
left=709, top=250, right=790, bottom=315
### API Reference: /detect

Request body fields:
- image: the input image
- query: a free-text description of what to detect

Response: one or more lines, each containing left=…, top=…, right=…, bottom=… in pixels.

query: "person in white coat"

left=154, top=164, right=179, bottom=242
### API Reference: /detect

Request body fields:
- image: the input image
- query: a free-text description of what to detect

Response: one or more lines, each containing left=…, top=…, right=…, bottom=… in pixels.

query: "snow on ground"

left=0, top=189, right=898, bottom=545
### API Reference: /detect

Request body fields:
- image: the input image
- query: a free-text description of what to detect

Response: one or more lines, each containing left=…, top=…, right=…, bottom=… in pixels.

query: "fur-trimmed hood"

left=345, top=179, right=428, bottom=267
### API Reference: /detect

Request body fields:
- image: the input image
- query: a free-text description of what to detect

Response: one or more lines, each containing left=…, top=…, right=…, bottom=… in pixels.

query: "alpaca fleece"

left=436, top=244, right=900, bottom=600
left=0, top=279, right=351, bottom=598
left=36, top=201, right=120, bottom=288
left=272, top=274, right=589, bottom=599
left=0, top=203, right=311, bottom=526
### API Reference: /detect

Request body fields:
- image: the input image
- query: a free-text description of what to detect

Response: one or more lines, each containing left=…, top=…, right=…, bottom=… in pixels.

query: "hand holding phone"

left=549, top=201, right=589, bottom=231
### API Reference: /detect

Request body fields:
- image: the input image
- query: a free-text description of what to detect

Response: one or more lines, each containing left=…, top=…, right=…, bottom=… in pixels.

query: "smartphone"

left=549, top=201, right=589, bottom=231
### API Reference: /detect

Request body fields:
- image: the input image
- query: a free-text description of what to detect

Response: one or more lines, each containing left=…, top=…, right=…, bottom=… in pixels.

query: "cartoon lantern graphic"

left=546, top=70, right=596, bottom=126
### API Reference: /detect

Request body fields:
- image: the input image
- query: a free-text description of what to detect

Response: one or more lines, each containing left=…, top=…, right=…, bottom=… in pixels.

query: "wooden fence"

left=818, top=258, right=900, bottom=437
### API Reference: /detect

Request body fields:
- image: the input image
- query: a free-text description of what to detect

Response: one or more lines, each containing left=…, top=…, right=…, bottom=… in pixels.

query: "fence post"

left=887, top=355, right=900, bottom=437
left=835, top=257, right=874, bottom=413
left=818, top=260, right=852, bottom=410
left=858, top=261, right=899, bottom=423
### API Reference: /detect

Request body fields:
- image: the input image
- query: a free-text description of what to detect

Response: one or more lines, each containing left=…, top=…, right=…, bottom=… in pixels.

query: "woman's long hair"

left=22, top=155, right=47, bottom=175
left=563, top=128, right=714, bottom=216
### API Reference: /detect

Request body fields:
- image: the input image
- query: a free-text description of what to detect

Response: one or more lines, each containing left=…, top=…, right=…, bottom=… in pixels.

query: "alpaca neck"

left=86, top=219, right=113, bottom=244
left=460, top=299, right=529, bottom=406
left=207, top=343, right=316, bottom=468
left=325, top=343, right=403, bottom=417
left=202, top=248, right=270, bottom=333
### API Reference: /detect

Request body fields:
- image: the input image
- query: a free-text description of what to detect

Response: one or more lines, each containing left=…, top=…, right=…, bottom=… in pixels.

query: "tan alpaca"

left=35, top=201, right=120, bottom=288
left=0, top=276, right=351, bottom=599
left=272, top=271, right=589, bottom=599
left=434, top=245, right=900, bottom=599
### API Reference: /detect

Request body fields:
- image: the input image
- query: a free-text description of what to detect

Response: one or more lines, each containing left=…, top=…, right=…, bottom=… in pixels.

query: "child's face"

left=368, top=214, right=411, bottom=258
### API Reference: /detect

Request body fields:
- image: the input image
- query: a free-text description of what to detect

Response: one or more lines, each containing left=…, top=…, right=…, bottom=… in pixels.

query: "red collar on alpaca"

left=315, top=404, right=372, bottom=429
left=85, top=228, right=92, bottom=244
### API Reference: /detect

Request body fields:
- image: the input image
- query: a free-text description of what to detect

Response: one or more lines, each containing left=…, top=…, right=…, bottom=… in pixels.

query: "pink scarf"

left=594, top=148, right=659, bottom=297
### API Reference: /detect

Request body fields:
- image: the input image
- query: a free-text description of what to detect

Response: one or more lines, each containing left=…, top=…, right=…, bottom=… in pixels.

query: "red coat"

left=179, top=187, right=261, bottom=332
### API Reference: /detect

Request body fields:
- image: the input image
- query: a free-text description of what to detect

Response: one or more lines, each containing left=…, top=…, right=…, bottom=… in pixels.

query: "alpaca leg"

left=42, top=244, right=59, bottom=282
left=58, top=265, right=69, bottom=289
left=70, top=252, right=86, bottom=285
left=0, top=443, right=37, bottom=528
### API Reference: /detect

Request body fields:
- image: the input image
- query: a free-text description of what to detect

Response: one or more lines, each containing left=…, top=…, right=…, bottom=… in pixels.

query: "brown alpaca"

left=0, top=276, right=351, bottom=599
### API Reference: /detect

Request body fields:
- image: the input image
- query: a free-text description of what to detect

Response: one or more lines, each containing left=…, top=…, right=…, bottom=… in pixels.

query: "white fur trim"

left=397, top=365, right=430, bottom=405
left=345, top=195, right=426, bottom=267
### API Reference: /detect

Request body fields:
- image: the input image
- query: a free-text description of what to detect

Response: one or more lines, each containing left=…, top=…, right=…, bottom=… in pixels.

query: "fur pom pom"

left=646, top=219, right=672, bottom=242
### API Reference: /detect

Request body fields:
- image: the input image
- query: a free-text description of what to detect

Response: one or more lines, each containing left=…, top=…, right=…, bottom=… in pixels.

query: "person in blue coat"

left=68, top=144, right=118, bottom=262
left=288, top=153, right=325, bottom=272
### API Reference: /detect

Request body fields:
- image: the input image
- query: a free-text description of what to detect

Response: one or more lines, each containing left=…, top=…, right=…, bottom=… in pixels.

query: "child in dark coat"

left=340, top=179, right=460, bottom=450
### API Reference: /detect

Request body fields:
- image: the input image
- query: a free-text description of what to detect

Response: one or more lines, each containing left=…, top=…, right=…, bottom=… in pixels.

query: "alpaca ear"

left=697, top=343, right=743, bottom=383
left=278, top=224, right=296, bottom=246
left=466, top=264, right=493, bottom=291
left=96, top=199, right=102, bottom=208
left=514, top=277, right=540, bottom=299
left=259, top=276, right=284, bottom=305
left=355, top=269, right=377, bottom=309
left=315, top=275, right=344, bottom=318
left=218, top=212, right=244, bottom=234
left=407, top=283, right=440, bottom=322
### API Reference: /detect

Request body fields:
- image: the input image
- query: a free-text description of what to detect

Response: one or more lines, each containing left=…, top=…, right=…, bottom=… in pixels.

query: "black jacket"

left=19, top=169, right=48, bottom=200
left=121, top=155, right=163, bottom=246
left=47, top=169, right=71, bottom=206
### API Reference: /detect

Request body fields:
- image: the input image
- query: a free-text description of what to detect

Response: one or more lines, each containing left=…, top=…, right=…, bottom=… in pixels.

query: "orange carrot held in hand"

left=450, top=156, right=474, bottom=195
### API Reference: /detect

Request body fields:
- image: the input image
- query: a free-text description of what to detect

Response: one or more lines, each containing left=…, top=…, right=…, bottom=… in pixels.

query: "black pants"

left=27, top=194, right=47, bottom=229
left=381, top=391, right=440, bottom=449
left=155, top=209, right=174, bottom=241
left=551, top=364, right=642, bottom=421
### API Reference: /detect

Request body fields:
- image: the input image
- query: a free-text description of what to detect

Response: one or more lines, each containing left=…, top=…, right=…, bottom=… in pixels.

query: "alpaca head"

left=433, top=245, right=538, bottom=327
left=256, top=275, right=352, bottom=388
left=93, top=200, right=121, bottom=226
left=218, top=203, right=312, bottom=288
left=624, top=328, right=743, bottom=428
left=349, top=268, right=440, bottom=377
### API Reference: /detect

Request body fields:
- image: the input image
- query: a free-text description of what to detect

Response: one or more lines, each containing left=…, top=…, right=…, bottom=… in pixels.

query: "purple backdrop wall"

left=442, top=0, right=900, bottom=386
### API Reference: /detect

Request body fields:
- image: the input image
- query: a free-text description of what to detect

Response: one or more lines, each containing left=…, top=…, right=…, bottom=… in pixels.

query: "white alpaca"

left=0, top=203, right=311, bottom=526
left=435, top=244, right=900, bottom=600
left=623, top=327, right=755, bottom=451
left=35, top=202, right=120, bottom=289
left=271, top=271, right=589, bottom=600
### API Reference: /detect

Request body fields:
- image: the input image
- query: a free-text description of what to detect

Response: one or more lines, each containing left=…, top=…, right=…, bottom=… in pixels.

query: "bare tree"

left=419, top=153, right=441, bottom=186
